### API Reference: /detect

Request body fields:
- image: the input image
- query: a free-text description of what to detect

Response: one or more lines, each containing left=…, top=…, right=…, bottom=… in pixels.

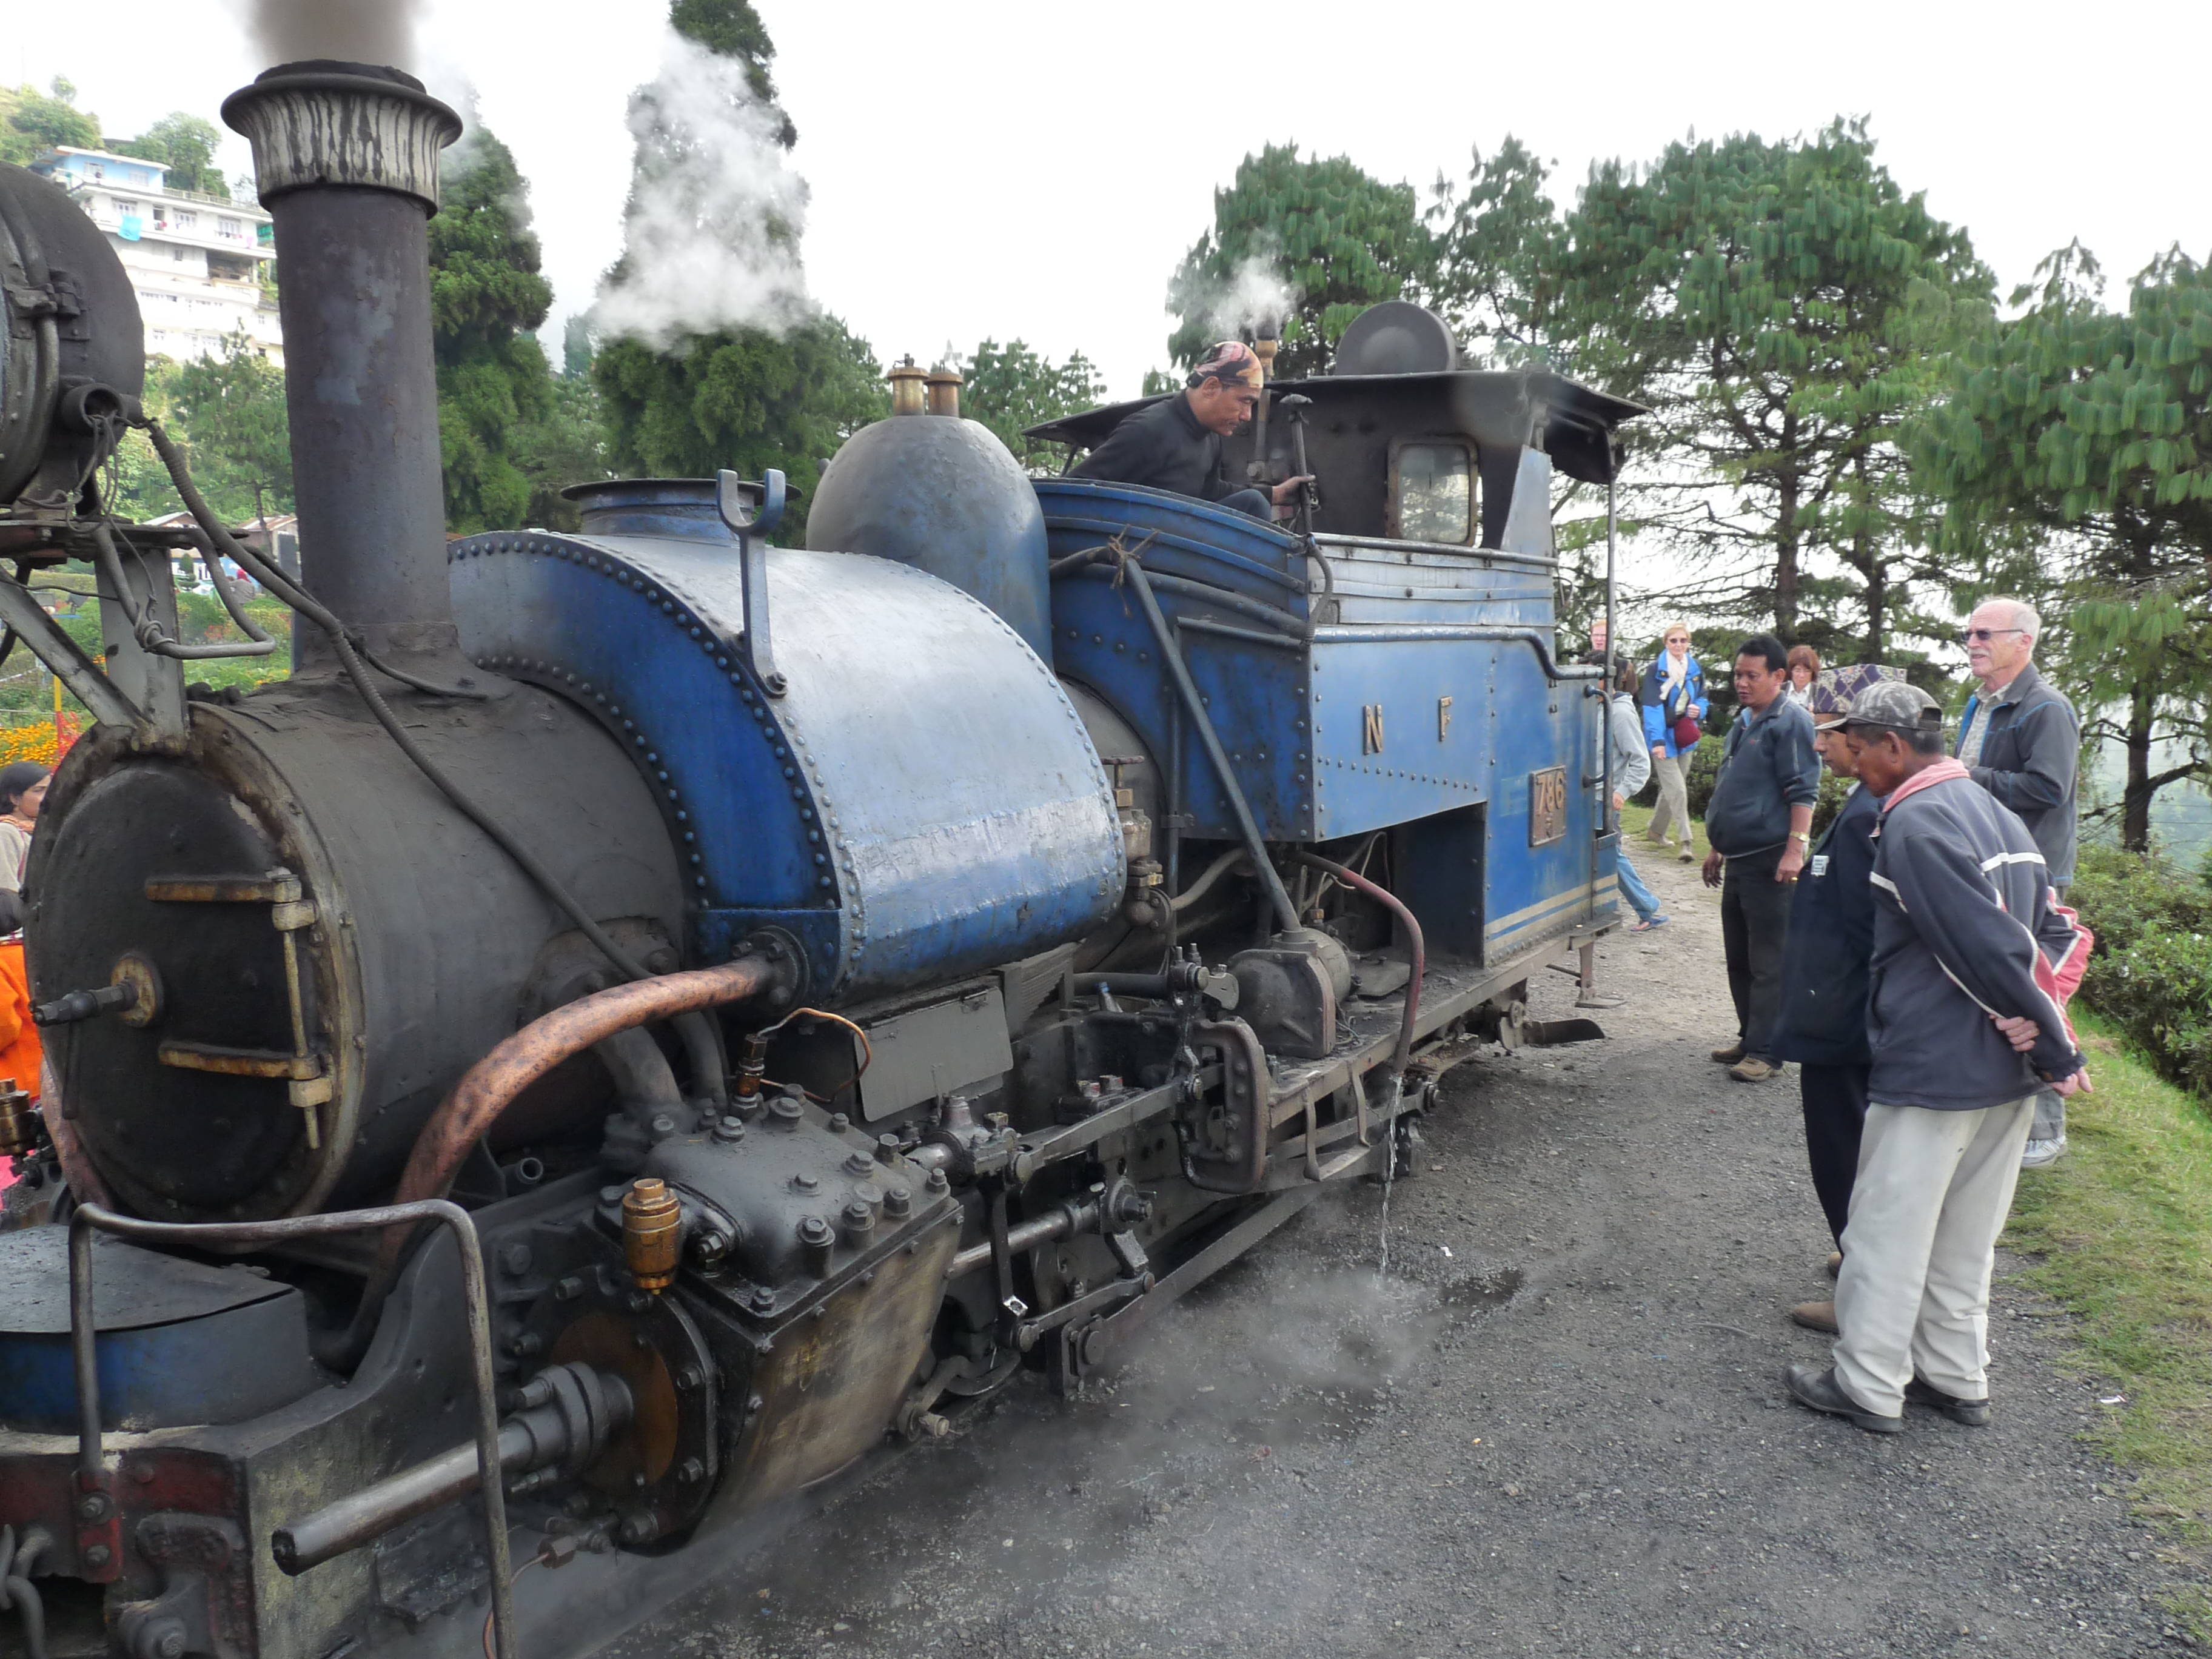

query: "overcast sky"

left=13, top=1, right=2208, bottom=400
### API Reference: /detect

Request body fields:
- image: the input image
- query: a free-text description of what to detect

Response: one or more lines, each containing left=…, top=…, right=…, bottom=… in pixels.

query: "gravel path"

left=608, top=848, right=2200, bottom=1659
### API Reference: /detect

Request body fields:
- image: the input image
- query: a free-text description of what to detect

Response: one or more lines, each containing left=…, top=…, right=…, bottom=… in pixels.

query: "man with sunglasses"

left=1954, top=599, right=2079, bottom=1167
left=1072, top=341, right=1312, bottom=520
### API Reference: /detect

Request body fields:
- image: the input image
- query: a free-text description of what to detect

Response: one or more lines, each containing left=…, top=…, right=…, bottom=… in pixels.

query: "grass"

left=2003, top=1011, right=2212, bottom=1625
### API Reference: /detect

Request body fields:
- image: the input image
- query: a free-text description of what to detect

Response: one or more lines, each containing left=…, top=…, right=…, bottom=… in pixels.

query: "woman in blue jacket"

left=1638, top=623, right=1707, bottom=862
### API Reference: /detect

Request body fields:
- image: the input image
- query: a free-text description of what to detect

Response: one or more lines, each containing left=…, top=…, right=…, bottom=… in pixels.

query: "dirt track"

left=608, top=848, right=2199, bottom=1659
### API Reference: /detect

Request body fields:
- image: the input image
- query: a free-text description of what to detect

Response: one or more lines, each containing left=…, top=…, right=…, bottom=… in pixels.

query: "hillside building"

left=28, top=146, right=283, bottom=367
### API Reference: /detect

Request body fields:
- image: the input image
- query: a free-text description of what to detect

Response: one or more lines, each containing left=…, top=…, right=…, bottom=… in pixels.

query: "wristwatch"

left=1789, top=831, right=1811, bottom=848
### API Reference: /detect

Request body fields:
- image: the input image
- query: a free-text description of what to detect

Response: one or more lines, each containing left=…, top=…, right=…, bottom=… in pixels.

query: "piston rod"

left=272, top=1361, right=632, bottom=1575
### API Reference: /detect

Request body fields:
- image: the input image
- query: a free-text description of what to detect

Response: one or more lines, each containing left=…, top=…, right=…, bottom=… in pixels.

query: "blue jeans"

left=1617, top=850, right=1661, bottom=922
left=1217, top=487, right=1273, bottom=520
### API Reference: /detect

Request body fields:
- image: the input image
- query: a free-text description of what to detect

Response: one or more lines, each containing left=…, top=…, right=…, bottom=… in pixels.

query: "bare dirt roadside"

left=608, top=848, right=2199, bottom=1659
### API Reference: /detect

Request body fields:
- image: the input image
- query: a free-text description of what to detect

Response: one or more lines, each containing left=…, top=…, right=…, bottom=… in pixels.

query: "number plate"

left=1528, top=766, right=1568, bottom=846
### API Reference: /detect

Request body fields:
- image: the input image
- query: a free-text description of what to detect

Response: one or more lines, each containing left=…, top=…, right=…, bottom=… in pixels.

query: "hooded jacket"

left=1604, top=692, right=1651, bottom=801
left=1954, top=662, right=2080, bottom=886
left=1638, top=653, right=1707, bottom=759
left=1865, top=759, right=2090, bottom=1110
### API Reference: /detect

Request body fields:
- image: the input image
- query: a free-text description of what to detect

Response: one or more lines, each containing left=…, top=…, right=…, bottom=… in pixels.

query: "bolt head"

left=750, top=1285, right=776, bottom=1310
left=678, top=1456, right=705, bottom=1484
left=619, top=1515, right=654, bottom=1544
left=925, top=1168, right=950, bottom=1193
left=500, top=1242, right=533, bottom=1277
left=84, top=1543, right=110, bottom=1569
left=77, top=1492, right=109, bottom=1521
left=648, top=1113, right=677, bottom=1139
left=153, top=1629, right=186, bottom=1659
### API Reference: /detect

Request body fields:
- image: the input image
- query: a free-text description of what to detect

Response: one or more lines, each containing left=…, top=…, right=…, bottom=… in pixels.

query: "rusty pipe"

left=312, top=955, right=779, bottom=1376
left=393, top=954, right=777, bottom=1212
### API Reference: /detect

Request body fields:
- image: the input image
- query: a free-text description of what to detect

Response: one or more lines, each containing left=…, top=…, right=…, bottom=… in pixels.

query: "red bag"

left=1671, top=712, right=1702, bottom=750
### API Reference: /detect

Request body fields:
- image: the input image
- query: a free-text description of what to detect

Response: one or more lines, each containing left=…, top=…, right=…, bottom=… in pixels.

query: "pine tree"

left=954, top=340, right=1106, bottom=471
left=1916, top=244, right=2212, bottom=847
left=1562, top=120, right=1990, bottom=655
left=592, top=0, right=882, bottom=534
left=427, top=121, right=563, bottom=533
left=1165, top=145, right=1435, bottom=379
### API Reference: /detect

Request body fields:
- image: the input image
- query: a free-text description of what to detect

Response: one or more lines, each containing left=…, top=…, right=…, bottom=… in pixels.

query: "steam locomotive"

left=0, top=61, right=1641, bottom=1659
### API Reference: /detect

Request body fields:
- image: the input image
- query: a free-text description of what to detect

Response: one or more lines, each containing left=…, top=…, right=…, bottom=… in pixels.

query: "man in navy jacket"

left=1785, top=682, right=2091, bottom=1436
left=1771, top=668, right=1898, bottom=1334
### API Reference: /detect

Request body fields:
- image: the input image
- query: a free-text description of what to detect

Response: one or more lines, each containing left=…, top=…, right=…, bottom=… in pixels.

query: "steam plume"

left=240, top=0, right=428, bottom=71
left=1205, top=249, right=1300, bottom=340
left=592, top=30, right=812, bottom=349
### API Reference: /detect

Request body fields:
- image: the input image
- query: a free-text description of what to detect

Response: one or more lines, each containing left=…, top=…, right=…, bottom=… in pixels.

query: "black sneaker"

left=1784, top=1364, right=1903, bottom=1434
left=1905, top=1376, right=1991, bottom=1426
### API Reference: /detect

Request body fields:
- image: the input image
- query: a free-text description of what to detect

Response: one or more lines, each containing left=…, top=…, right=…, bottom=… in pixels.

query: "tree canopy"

left=1165, top=144, right=1433, bottom=379
left=953, top=340, right=1106, bottom=471
left=428, top=122, right=577, bottom=533
left=1916, top=244, right=2212, bottom=846
left=108, top=112, right=230, bottom=198
left=0, top=79, right=99, bottom=167
left=1561, top=119, right=1991, bottom=659
left=592, top=0, right=879, bottom=534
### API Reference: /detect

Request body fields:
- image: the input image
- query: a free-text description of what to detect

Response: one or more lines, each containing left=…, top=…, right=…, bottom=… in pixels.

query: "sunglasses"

left=1958, top=628, right=2025, bottom=644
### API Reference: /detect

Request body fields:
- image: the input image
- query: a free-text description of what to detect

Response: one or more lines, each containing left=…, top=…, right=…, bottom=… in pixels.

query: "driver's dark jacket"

left=1070, top=394, right=1236, bottom=503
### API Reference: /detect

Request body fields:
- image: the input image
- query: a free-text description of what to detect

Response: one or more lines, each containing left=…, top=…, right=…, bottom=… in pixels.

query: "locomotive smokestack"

left=221, top=63, right=463, bottom=672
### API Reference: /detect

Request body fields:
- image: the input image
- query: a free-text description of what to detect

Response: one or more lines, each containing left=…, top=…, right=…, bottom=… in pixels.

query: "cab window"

left=1391, top=441, right=1474, bottom=543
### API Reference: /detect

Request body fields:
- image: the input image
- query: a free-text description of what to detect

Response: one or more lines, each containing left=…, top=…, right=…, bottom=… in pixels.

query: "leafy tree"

left=1561, top=120, right=1991, bottom=654
left=108, top=112, right=230, bottom=198
left=429, top=121, right=566, bottom=533
left=153, top=330, right=294, bottom=524
left=592, top=0, right=883, bottom=535
left=0, top=79, right=100, bottom=166
left=1427, top=136, right=1567, bottom=369
left=597, top=315, right=883, bottom=529
left=953, top=340, right=1105, bottom=470
left=1916, top=244, right=2212, bottom=848
left=1165, top=144, right=1435, bottom=379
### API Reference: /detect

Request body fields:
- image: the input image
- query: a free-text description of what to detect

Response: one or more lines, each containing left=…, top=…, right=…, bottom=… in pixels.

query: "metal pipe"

left=670, top=1011, right=729, bottom=1111
left=221, top=64, right=463, bottom=673
left=1171, top=845, right=1248, bottom=915
left=68, top=1200, right=517, bottom=1659
left=392, top=956, right=776, bottom=1213
left=272, top=1366, right=633, bottom=1574
left=948, top=1197, right=1098, bottom=1279
left=1120, top=559, right=1299, bottom=933
left=1603, top=469, right=1619, bottom=834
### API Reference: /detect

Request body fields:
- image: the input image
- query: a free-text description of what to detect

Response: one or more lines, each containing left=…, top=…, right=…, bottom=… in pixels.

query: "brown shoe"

left=1728, top=1057, right=1776, bottom=1082
left=1826, top=1252, right=1843, bottom=1280
left=1711, top=1043, right=1746, bottom=1065
left=1677, top=845, right=1697, bottom=863
left=1791, top=1299, right=1838, bottom=1333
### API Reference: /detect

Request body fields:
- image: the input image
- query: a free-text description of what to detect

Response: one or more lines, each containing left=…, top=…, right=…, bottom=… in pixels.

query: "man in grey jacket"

left=1956, top=597, right=2080, bottom=1168
left=1785, top=681, right=2091, bottom=1436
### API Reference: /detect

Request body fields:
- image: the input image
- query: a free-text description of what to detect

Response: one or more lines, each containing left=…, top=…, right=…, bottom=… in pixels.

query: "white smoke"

left=239, top=0, right=429, bottom=72
left=592, top=30, right=813, bottom=349
left=1204, top=249, right=1301, bottom=341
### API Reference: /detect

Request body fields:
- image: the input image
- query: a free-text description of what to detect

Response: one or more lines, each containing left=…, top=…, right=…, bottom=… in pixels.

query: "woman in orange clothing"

left=0, top=763, right=41, bottom=1195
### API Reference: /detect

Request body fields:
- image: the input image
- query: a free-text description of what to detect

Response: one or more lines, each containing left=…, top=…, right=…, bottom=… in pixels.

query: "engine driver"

left=1072, top=340, right=1312, bottom=520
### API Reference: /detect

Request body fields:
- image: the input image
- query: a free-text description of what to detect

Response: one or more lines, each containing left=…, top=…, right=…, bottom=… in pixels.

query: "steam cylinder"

left=805, top=408, right=1054, bottom=660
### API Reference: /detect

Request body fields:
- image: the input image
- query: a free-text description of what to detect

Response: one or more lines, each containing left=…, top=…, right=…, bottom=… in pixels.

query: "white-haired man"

left=1955, top=598, right=2080, bottom=1167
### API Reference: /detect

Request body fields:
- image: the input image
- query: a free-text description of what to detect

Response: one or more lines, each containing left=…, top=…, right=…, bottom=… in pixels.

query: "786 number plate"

left=1529, top=766, right=1568, bottom=846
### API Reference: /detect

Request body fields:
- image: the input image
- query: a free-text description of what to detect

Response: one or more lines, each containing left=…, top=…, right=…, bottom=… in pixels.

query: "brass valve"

left=0, top=1077, right=35, bottom=1158
left=620, top=1176, right=684, bottom=1293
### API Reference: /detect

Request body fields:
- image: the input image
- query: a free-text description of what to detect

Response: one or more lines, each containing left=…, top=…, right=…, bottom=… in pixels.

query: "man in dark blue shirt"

left=1701, top=635, right=1821, bottom=1082
left=1772, top=666, right=1900, bottom=1333
left=1072, top=341, right=1312, bottom=519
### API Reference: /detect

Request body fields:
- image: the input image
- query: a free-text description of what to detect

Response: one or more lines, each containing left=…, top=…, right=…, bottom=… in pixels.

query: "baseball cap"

left=1837, top=679, right=1943, bottom=734
left=1808, top=663, right=1906, bottom=725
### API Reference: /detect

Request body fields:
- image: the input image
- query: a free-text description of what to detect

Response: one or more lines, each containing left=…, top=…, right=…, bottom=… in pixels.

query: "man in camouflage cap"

left=1784, top=678, right=2091, bottom=1435
left=1769, top=666, right=1901, bottom=1335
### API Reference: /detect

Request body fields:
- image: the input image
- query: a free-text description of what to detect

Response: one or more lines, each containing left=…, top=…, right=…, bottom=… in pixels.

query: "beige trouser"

left=1646, top=752, right=1692, bottom=848
left=1832, top=1096, right=2035, bottom=1416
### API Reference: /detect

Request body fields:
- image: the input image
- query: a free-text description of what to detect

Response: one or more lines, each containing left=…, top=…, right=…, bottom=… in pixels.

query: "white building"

left=29, top=147, right=283, bottom=368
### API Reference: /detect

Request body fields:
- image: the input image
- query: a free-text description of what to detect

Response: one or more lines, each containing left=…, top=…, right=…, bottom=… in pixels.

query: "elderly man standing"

left=1956, top=598, right=2080, bottom=1168
left=1786, top=681, right=2090, bottom=1434
left=1702, top=635, right=1820, bottom=1082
